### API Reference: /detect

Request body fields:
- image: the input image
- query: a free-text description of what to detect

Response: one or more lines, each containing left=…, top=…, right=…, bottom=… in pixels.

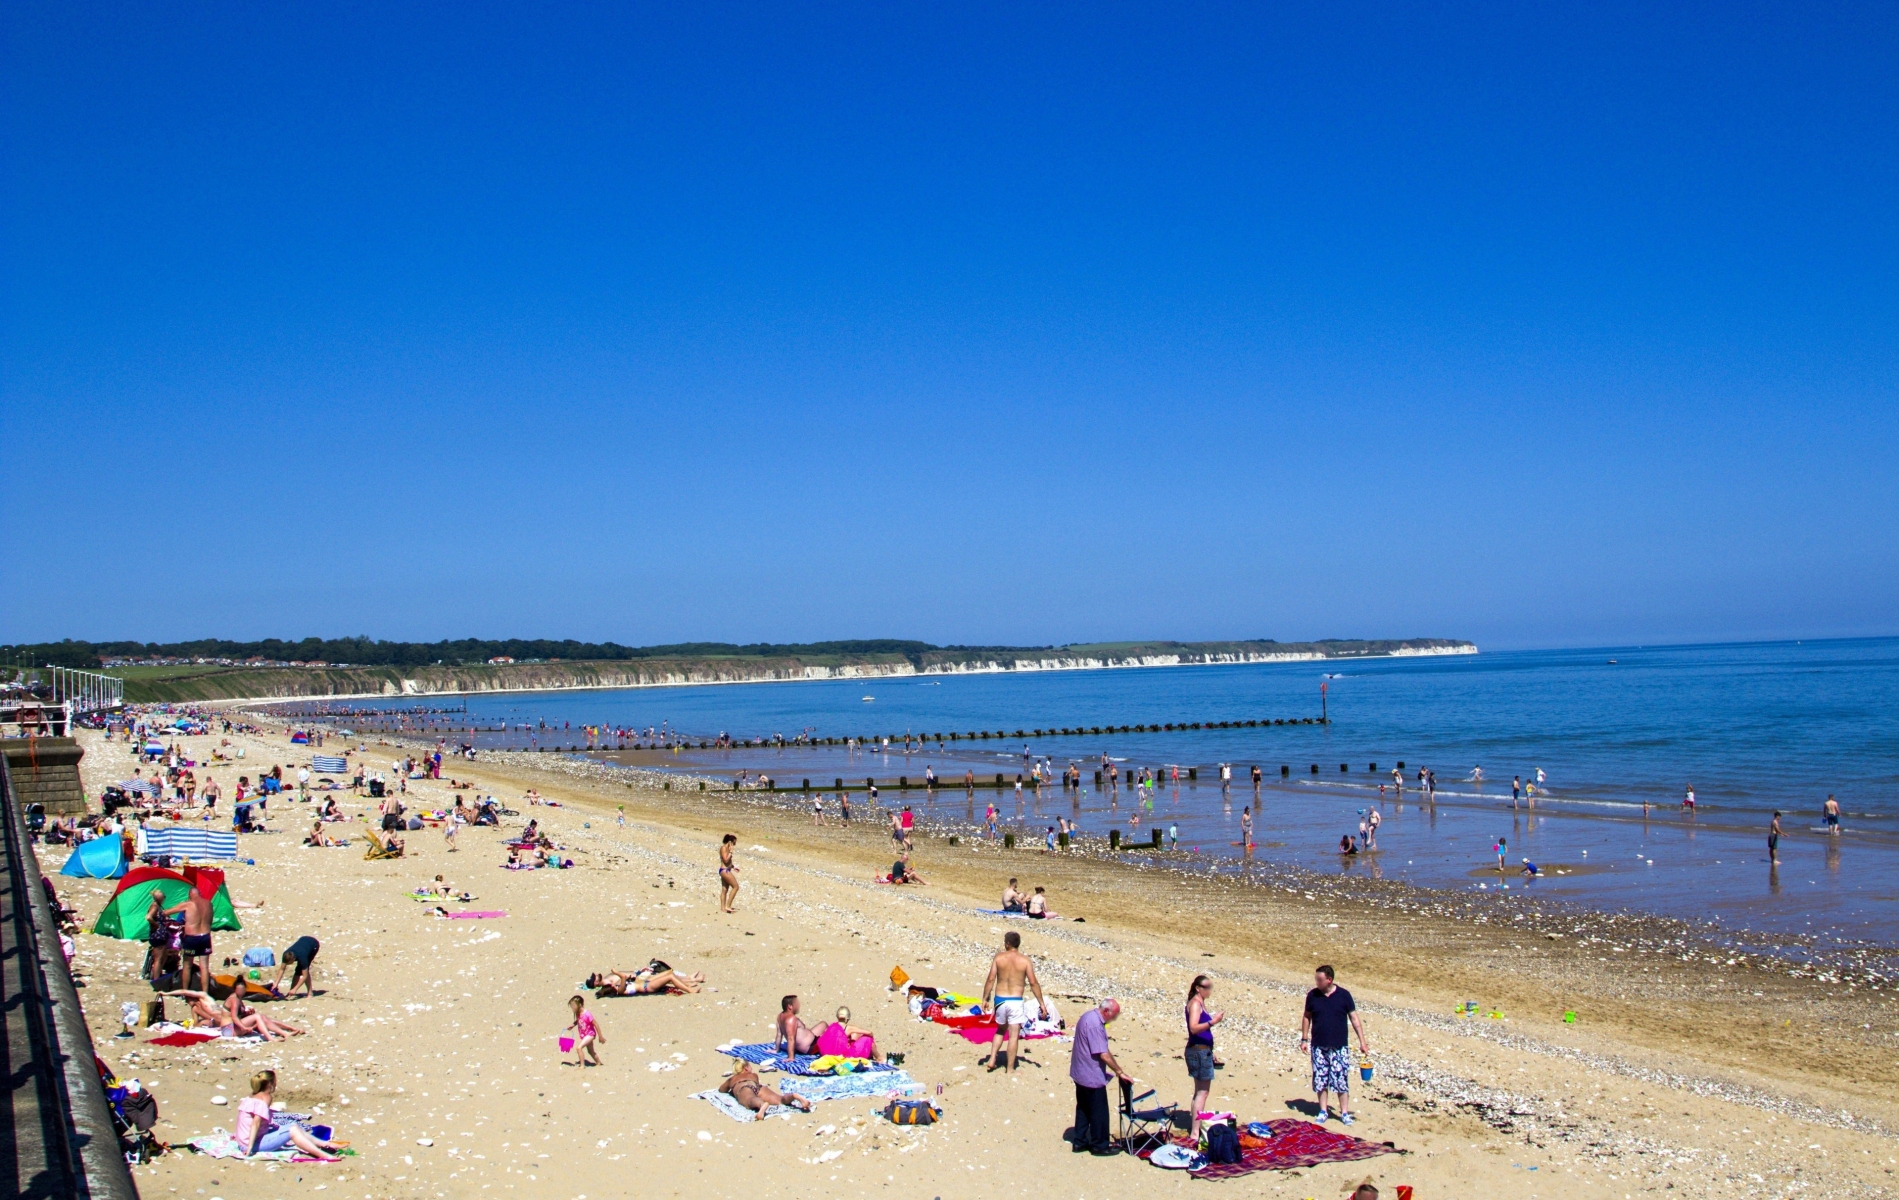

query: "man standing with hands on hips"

left=1301, top=964, right=1370, bottom=1125
left=1068, top=998, right=1133, bottom=1154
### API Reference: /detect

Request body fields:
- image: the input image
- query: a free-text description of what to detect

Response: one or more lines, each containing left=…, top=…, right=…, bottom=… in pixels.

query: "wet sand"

left=57, top=724, right=1899, bottom=1200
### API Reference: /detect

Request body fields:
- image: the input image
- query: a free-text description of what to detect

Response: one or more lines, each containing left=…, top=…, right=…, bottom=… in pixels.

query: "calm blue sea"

left=299, top=638, right=1899, bottom=944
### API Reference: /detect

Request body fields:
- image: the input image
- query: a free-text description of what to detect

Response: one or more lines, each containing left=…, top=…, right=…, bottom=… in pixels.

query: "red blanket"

left=147, top=1031, right=222, bottom=1046
left=1143, top=1119, right=1399, bottom=1179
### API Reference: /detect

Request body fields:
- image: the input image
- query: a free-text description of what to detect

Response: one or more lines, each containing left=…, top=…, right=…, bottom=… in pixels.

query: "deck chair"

left=1119, top=1078, right=1180, bottom=1156
left=363, top=834, right=403, bottom=861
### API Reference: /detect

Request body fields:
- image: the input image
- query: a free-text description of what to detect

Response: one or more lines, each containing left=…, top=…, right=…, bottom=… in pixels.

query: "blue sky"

left=3, top=3, right=1895, bottom=650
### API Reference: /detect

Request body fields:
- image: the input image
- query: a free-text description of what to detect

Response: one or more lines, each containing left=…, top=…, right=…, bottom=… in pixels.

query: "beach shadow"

left=1283, top=1097, right=1323, bottom=1117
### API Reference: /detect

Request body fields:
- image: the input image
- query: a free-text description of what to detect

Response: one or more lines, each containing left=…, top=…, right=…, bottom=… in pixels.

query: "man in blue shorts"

left=1301, top=964, right=1370, bottom=1125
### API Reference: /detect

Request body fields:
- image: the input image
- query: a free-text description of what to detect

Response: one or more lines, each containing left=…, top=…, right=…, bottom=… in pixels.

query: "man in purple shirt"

left=1068, top=998, right=1133, bottom=1154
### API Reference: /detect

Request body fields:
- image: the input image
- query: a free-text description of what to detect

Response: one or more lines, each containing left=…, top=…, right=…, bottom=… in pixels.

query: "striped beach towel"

left=142, top=827, right=240, bottom=860
left=311, top=755, right=349, bottom=774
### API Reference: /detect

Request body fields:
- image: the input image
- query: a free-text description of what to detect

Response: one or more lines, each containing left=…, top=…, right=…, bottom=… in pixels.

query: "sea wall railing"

left=0, top=753, right=138, bottom=1200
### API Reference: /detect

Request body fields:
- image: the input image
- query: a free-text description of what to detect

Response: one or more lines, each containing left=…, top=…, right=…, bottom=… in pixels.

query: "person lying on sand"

left=719, top=1062, right=812, bottom=1118
left=163, top=989, right=302, bottom=1040
left=588, top=964, right=705, bottom=995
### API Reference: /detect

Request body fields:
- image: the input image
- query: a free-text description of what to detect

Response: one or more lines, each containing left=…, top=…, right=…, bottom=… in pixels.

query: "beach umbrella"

left=60, top=836, right=128, bottom=879
left=91, top=865, right=241, bottom=941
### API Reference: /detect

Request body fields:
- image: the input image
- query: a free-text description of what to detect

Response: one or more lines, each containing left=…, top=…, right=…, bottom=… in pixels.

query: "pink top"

left=577, top=1010, right=598, bottom=1039
left=234, top=1095, right=272, bottom=1149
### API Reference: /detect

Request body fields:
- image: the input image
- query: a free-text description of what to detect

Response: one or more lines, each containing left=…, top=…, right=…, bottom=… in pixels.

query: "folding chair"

left=1119, top=1078, right=1180, bottom=1156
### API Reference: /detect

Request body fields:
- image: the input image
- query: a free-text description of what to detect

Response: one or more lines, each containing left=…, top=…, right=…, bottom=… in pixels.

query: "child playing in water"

left=566, top=994, right=604, bottom=1066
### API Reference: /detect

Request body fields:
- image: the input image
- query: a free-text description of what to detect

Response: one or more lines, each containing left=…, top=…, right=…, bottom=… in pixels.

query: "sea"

left=284, top=638, right=1899, bottom=947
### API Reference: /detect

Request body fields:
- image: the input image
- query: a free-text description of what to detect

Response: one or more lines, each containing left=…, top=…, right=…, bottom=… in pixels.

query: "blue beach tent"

left=60, top=836, right=128, bottom=879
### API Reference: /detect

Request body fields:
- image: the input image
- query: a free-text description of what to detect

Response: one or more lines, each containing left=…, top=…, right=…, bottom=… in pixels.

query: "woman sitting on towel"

left=813, top=1005, right=885, bottom=1062
left=305, top=821, right=340, bottom=847
left=588, top=963, right=705, bottom=996
left=718, top=1062, right=812, bottom=1118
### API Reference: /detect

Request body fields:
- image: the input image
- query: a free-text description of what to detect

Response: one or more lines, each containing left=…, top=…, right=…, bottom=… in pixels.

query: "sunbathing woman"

left=163, top=988, right=299, bottom=1040
left=164, top=988, right=242, bottom=1034
left=305, top=821, right=339, bottom=847
left=813, top=1005, right=885, bottom=1062
left=718, top=1062, right=812, bottom=1119
left=225, top=989, right=305, bottom=1041
left=588, top=964, right=705, bottom=996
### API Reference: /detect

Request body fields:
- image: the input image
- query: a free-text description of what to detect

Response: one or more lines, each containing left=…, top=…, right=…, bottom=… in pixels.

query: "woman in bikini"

left=718, top=834, right=739, bottom=913
left=588, top=965, right=705, bottom=996
left=718, top=1063, right=812, bottom=1118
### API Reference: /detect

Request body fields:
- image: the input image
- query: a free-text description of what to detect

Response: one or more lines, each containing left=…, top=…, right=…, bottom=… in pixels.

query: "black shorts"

left=179, top=933, right=212, bottom=956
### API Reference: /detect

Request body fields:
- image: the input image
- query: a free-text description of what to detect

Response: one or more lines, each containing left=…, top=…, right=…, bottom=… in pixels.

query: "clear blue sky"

left=3, top=3, right=1895, bottom=650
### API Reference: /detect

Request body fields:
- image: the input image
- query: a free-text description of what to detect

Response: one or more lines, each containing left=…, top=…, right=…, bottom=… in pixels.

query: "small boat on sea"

left=861, top=696, right=875, bottom=702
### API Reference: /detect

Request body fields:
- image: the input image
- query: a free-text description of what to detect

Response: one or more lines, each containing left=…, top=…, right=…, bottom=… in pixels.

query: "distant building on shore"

left=487, top=656, right=516, bottom=665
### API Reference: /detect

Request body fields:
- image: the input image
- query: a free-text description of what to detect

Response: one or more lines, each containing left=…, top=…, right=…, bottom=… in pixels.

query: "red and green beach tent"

left=92, top=865, right=242, bottom=941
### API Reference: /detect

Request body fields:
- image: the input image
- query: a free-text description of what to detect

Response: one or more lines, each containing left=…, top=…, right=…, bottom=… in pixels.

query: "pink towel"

left=814, top=1023, right=876, bottom=1059
left=438, top=910, right=507, bottom=919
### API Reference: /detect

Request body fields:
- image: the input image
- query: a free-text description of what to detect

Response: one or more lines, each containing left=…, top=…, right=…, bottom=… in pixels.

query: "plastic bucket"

left=310, top=1124, right=334, bottom=1141
left=559, top=1037, right=576, bottom=1053
left=1359, top=1059, right=1374, bottom=1083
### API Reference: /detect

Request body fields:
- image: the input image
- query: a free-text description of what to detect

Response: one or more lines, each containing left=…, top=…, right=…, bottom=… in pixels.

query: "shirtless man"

left=718, top=1062, right=812, bottom=1118
left=1001, top=878, right=1025, bottom=912
left=776, top=994, right=818, bottom=1055
left=981, top=930, right=1047, bottom=1073
left=164, top=881, right=215, bottom=991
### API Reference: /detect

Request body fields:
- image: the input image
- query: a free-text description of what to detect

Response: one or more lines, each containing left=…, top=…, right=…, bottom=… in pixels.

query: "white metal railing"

left=46, top=666, right=125, bottom=713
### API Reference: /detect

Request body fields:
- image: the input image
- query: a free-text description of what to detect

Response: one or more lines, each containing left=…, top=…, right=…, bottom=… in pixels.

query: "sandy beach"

left=53, top=722, right=1899, bottom=1200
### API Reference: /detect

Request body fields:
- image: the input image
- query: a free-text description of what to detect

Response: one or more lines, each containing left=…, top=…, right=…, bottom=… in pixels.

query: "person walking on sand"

left=718, top=834, right=740, bottom=913
left=1769, top=811, right=1783, bottom=864
left=566, top=994, right=604, bottom=1066
left=1068, top=999, right=1132, bottom=1155
left=1301, top=965, right=1370, bottom=1125
left=982, top=930, right=1047, bottom=1074
left=812, top=793, right=824, bottom=825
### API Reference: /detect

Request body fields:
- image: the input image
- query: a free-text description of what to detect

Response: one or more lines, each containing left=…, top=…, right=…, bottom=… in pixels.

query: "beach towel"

left=147, top=1030, right=223, bottom=1046
left=311, top=756, right=348, bottom=773
left=691, top=1089, right=798, bottom=1122
left=778, top=1070, right=920, bottom=1103
left=1137, top=1119, right=1399, bottom=1179
left=185, top=1132, right=353, bottom=1162
left=434, top=910, right=506, bottom=919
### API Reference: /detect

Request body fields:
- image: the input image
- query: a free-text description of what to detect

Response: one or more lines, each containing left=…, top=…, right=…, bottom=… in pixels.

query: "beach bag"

left=881, top=1100, right=940, bottom=1126
left=1205, top=1122, right=1241, bottom=1165
left=242, top=947, right=276, bottom=968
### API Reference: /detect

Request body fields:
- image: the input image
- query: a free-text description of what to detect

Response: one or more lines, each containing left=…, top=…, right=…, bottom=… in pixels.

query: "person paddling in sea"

left=1769, top=811, right=1783, bottom=864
